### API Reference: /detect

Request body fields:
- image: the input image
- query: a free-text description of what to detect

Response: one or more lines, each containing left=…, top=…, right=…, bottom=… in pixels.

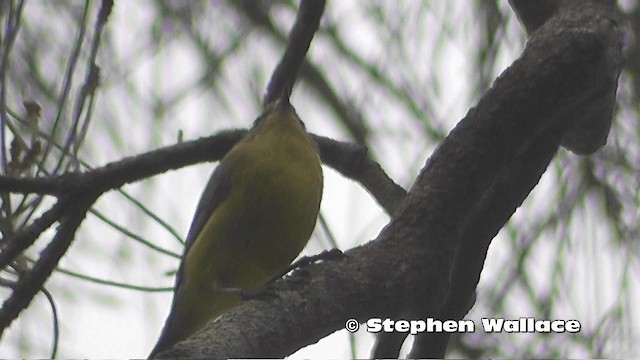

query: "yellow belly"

left=180, top=117, right=323, bottom=339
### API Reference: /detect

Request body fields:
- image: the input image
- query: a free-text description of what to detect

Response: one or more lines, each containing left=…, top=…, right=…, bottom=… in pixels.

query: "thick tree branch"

left=509, top=0, right=614, bottom=34
left=510, top=0, right=620, bottom=157
left=411, top=111, right=563, bottom=358
left=509, top=0, right=560, bottom=34
left=414, top=1, right=623, bottom=357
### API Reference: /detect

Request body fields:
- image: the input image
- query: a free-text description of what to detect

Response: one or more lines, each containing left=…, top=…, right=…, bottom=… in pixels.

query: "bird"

left=149, top=94, right=323, bottom=357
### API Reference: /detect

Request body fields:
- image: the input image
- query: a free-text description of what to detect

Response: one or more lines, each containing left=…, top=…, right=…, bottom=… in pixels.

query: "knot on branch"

left=520, top=0, right=625, bottom=154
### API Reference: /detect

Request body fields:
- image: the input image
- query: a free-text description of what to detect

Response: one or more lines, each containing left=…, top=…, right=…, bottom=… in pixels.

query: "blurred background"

left=0, top=0, right=638, bottom=357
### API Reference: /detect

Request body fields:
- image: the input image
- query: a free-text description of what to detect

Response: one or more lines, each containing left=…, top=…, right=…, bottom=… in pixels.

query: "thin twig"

left=59, top=0, right=113, bottom=172
left=0, top=193, right=95, bottom=337
left=40, top=287, right=59, bottom=359
left=0, top=198, right=67, bottom=270
left=36, top=2, right=90, bottom=175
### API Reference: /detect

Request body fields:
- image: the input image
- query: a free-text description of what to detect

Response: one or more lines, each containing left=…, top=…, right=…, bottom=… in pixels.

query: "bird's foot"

left=268, top=248, right=345, bottom=284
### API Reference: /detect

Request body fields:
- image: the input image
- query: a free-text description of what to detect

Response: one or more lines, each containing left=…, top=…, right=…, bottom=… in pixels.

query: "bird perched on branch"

left=149, top=93, right=323, bottom=357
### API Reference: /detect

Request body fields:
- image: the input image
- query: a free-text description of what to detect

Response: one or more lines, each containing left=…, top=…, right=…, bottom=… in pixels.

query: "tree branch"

left=0, top=133, right=402, bottom=217
left=313, top=135, right=406, bottom=216
left=263, top=0, right=325, bottom=105
left=0, top=199, right=67, bottom=270
left=414, top=1, right=624, bottom=356
left=0, top=193, right=96, bottom=337
left=231, top=0, right=369, bottom=144
left=509, top=0, right=620, bottom=156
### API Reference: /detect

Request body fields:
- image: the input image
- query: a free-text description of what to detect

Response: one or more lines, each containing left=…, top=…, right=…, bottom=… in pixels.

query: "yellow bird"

left=149, top=96, right=323, bottom=357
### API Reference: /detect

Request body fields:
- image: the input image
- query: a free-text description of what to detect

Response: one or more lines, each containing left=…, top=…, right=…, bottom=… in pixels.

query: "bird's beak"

left=274, top=90, right=291, bottom=111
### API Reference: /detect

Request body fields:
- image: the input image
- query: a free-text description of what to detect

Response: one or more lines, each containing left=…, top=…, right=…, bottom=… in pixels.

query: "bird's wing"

left=149, top=160, right=236, bottom=358
left=174, top=159, right=235, bottom=290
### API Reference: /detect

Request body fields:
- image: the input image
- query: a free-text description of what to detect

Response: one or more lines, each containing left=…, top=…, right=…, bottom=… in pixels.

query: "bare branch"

left=0, top=200, right=67, bottom=271
left=264, top=0, right=326, bottom=105
left=232, top=0, right=369, bottom=144
left=0, top=132, right=403, bottom=217
left=0, top=193, right=95, bottom=337
left=313, top=135, right=406, bottom=216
